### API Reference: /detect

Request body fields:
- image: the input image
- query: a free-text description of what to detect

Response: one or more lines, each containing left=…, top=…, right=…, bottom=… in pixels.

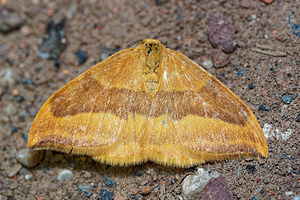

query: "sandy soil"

left=0, top=0, right=299, bottom=199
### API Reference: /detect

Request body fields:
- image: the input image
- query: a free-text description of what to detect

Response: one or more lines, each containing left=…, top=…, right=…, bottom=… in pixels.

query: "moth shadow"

left=34, top=150, right=196, bottom=177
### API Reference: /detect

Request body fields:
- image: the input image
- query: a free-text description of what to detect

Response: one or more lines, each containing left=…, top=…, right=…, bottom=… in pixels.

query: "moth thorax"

left=143, top=40, right=163, bottom=72
left=141, top=40, right=164, bottom=95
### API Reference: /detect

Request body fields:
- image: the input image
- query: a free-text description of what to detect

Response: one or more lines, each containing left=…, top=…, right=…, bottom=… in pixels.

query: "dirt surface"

left=0, top=0, right=299, bottom=199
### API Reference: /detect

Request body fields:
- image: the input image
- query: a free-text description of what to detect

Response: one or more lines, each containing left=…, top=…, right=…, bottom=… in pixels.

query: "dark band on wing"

left=50, top=76, right=249, bottom=125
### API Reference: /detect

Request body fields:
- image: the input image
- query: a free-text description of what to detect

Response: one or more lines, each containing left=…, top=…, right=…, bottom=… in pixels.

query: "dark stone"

left=94, top=23, right=104, bottom=30
left=22, top=79, right=35, bottom=85
left=96, top=189, right=114, bottom=200
left=197, top=13, right=203, bottom=20
left=19, top=115, right=25, bottom=121
left=258, top=104, right=271, bottom=112
left=21, top=133, right=27, bottom=142
left=248, top=82, right=255, bottom=89
left=75, top=50, right=88, bottom=65
left=288, top=14, right=300, bottom=37
left=38, top=19, right=66, bottom=60
left=78, top=184, right=93, bottom=198
left=54, top=59, right=61, bottom=68
left=11, top=126, right=18, bottom=133
left=16, top=95, right=24, bottom=103
left=260, top=189, right=264, bottom=194
left=155, top=0, right=166, bottom=5
left=281, top=94, right=293, bottom=104
left=280, top=155, right=286, bottom=159
left=176, top=14, right=182, bottom=20
left=246, top=165, right=256, bottom=174
left=237, top=69, right=247, bottom=76
left=104, top=175, right=116, bottom=187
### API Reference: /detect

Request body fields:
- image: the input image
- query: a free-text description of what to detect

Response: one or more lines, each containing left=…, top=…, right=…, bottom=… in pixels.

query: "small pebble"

left=25, top=173, right=33, bottom=180
left=78, top=184, right=93, bottom=198
left=94, top=23, right=104, bottom=30
left=11, top=126, right=18, bottom=133
left=61, top=69, right=69, bottom=75
left=201, top=177, right=233, bottom=200
left=12, top=89, right=19, bottom=96
left=104, top=175, right=116, bottom=187
left=202, top=59, right=214, bottom=69
left=197, top=13, right=203, bottom=20
left=66, top=3, right=78, bottom=19
left=15, top=148, right=44, bottom=168
left=38, top=19, right=66, bottom=60
left=54, top=59, right=61, bottom=68
left=0, top=8, right=24, bottom=32
left=182, top=168, right=219, bottom=200
left=20, top=25, right=32, bottom=36
left=7, top=163, right=22, bottom=177
left=237, top=69, right=247, bottom=76
left=287, top=14, right=300, bottom=37
left=140, top=186, right=152, bottom=196
left=207, top=14, right=236, bottom=53
left=22, top=79, right=35, bottom=85
left=4, top=103, right=17, bottom=115
left=16, top=95, right=25, bottom=103
left=97, top=189, right=114, bottom=200
left=248, top=82, right=255, bottom=89
left=212, top=50, right=230, bottom=68
left=246, top=165, right=256, bottom=174
left=75, top=50, right=88, bottom=65
left=240, top=0, right=250, bottom=8
left=280, top=154, right=287, bottom=159
left=155, top=0, right=166, bottom=5
left=28, top=106, right=38, bottom=117
left=130, top=187, right=138, bottom=195
left=281, top=94, right=293, bottom=104
left=58, top=169, right=73, bottom=182
left=0, top=68, right=15, bottom=85
left=261, top=0, right=273, bottom=4
left=258, top=104, right=271, bottom=112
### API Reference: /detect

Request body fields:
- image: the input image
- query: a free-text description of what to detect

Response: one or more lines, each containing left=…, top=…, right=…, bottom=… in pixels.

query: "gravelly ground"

left=0, top=0, right=299, bottom=199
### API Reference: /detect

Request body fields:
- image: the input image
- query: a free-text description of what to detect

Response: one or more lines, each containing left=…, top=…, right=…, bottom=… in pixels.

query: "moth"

left=28, top=39, right=268, bottom=167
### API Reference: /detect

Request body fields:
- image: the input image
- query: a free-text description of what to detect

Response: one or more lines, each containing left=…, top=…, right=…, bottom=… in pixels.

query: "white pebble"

left=16, top=148, right=44, bottom=168
left=58, top=169, right=73, bottom=182
left=182, top=168, right=219, bottom=200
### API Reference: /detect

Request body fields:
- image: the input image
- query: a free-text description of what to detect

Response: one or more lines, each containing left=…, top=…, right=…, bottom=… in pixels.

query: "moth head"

left=139, top=39, right=165, bottom=74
